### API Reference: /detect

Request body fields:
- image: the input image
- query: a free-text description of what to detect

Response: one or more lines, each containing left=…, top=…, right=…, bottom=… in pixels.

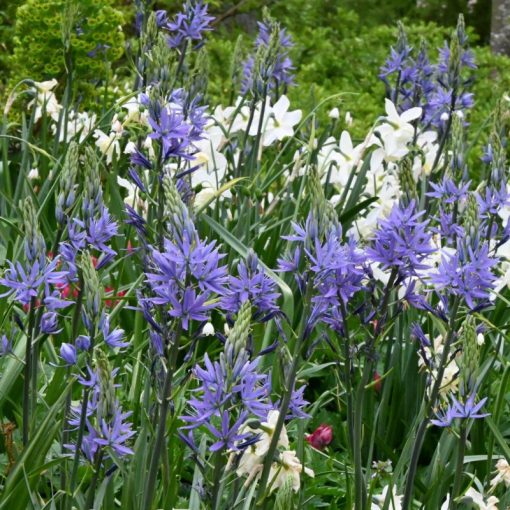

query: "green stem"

left=450, top=426, right=467, bottom=510
left=353, top=360, right=372, bottom=510
left=85, top=449, right=104, bottom=510
left=61, top=272, right=84, bottom=510
left=402, top=297, right=461, bottom=509
left=68, top=387, right=91, bottom=507
left=211, top=451, right=224, bottom=510
left=22, top=296, right=37, bottom=445
left=256, top=282, right=313, bottom=504
left=142, top=326, right=182, bottom=510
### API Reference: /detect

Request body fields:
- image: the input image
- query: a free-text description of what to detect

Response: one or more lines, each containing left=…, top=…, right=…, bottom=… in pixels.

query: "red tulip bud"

left=305, top=424, right=333, bottom=450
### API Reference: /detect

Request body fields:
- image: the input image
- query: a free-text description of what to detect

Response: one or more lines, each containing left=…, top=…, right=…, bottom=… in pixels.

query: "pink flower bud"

left=305, top=424, right=333, bottom=450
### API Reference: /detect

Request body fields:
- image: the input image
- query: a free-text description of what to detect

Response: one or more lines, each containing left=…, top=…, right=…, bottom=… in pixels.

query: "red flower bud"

left=305, top=424, right=333, bottom=450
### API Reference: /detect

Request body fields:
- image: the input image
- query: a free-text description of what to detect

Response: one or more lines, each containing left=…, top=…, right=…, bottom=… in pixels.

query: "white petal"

left=401, top=106, right=422, bottom=123
left=272, top=94, right=290, bottom=119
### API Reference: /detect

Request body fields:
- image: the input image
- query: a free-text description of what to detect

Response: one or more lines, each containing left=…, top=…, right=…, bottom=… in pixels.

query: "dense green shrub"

left=6, top=0, right=125, bottom=108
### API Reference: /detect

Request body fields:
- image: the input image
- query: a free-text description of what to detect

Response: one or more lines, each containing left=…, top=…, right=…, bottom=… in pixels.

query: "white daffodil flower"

left=382, top=99, right=422, bottom=140
left=261, top=95, right=302, bottom=147
left=412, top=130, right=440, bottom=180
left=93, top=129, right=121, bottom=165
left=369, top=100, right=422, bottom=173
left=121, top=95, right=149, bottom=126
left=256, top=410, right=289, bottom=456
left=268, top=450, right=314, bottom=493
left=491, top=458, right=510, bottom=488
left=328, top=107, right=340, bottom=119
left=190, top=127, right=228, bottom=189
left=29, top=78, right=62, bottom=122
left=214, top=98, right=251, bottom=134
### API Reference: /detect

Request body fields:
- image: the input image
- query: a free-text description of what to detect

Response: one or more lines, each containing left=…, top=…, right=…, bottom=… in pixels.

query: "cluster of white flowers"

left=352, top=99, right=439, bottom=240
left=234, top=410, right=314, bottom=493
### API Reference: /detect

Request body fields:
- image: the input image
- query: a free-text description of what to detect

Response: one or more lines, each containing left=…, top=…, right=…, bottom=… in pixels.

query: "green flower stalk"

left=56, top=140, right=79, bottom=226
left=225, top=300, right=252, bottom=356
left=306, top=165, right=338, bottom=229
left=399, top=157, right=419, bottom=205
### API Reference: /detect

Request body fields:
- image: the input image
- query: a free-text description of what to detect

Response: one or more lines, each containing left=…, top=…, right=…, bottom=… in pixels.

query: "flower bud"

left=60, top=343, right=77, bottom=365
left=305, top=424, right=333, bottom=450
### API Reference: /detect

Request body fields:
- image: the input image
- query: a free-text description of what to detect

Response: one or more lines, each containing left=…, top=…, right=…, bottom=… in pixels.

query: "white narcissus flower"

left=53, top=110, right=97, bottom=143
left=194, top=187, right=218, bottom=211
left=412, top=130, right=440, bottom=181
left=29, top=78, right=62, bottom=122
left=235, top=410, right=291, bottom=487
left=33, top=79, right=58, bottom=93
left=121, top=95, right=149, bottom=126
left=417, top=334, right=459, bottom=396
left=369, top=100, right=422, bottom=173
left=371, top=485, right=403, bottom=510
left=190, top=127, right=228, bottom=189
left=268, top=450, right=314, bottom=493
left=381, top=99, right=422, bottom=140
left=236, top=444, right=263, bottom=486
left=345, top=111, right=353, bottom=126
left=255, top=410, right=289, bottom=456
left=262, top=95, right=302, bottom=146
left=124, top=141, right=137, bottom=155
left=491, top=458, right=510, bottom=488
left=94, top=129, right=121, bottom=165
left=214, top=98, right=251, bottom=134
left=317, top=131, right=363, bottom=188
left=250, top=96, right=302, bottom=147
left=463, top=487, right=499, bottom=510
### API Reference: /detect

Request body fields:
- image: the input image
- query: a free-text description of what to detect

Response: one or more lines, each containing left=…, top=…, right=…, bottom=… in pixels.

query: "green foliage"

left=0, top=0, right=25, bottom=87
left=7, top=0, right=125, bottom=107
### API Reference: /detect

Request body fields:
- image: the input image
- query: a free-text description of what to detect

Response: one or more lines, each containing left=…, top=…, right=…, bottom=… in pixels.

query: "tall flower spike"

left=81, top=252, right=103, bottom=335
left=399, top=157, right=419, bottom=205
left=166, top=1, right=215, bottom=50
left=367, top=200, right=433, bottom=277
left=162, top=172, right=190, bottom=231
left=226, top=300, right=252, bottom=356
left=22, top=196, right=45, bottom=265
left=458, top=316, right=479, bottom=395
left=56, top=141, right=79, bottom=226
left=82, top=147, right=103, bottom=221
left=306, top=165, right=339, bottom=230
left=96, top=349, right=117, bottom=423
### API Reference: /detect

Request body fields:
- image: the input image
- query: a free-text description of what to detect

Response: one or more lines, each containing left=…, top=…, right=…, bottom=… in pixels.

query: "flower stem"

left=211, top=451, right=224, bottom=510
left=142, top=325, right=182, bottom=510
left=450, top=425, right=467, bottom=510
left=85, top=449, right=104, bottom=510
left=22, top=296, right=37, bottom=445
left=402, top=297, right=461, bottom=509
left=256, top=282, right=313, bottom=504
